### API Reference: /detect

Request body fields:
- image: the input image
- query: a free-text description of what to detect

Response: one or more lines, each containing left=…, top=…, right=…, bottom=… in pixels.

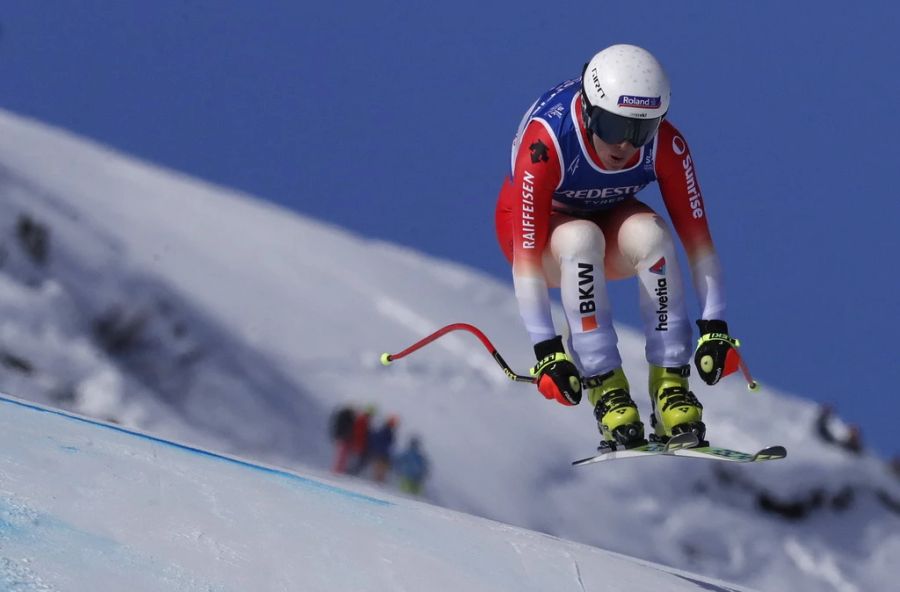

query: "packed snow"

left=1, top=394, right=757, bottom=591
left=0, top=108, right=898, bottom=591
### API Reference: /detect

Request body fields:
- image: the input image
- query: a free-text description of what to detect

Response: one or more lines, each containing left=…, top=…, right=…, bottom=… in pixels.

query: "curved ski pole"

left=380, top=323, right=535, bottom=383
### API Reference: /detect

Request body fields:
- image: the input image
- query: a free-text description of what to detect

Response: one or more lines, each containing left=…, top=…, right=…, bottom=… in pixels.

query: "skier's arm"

left=504, top=121, right=583, bottom=404
left=656, top=121, right=743, bottom=385
left=509, top=120, right=562, bottom=344
left=655, top=120, right=726, bottom=321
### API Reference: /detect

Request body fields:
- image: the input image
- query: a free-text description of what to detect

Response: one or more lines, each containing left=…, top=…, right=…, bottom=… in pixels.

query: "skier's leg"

left=543, top=214, right=620, bottom=375
left=610, top=201, right=703, bottom=440
left=544, top=214, right=644, bottom=447
left=613, top=206, right=691, bottom=365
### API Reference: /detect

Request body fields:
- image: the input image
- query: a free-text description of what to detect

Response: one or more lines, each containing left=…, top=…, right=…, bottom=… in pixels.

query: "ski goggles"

left=582, top=98, right=662, bottom=147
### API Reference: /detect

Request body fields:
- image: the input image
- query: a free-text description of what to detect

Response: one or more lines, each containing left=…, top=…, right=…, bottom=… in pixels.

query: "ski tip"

left=380, top=353, right=393, bottom=366
left=752, top=445, right=787, bottom=461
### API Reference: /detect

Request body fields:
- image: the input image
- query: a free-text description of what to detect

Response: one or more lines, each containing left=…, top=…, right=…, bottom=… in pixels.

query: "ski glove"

left=530, top=336, right=582, bottom=406
left=694, top=320, right=741, bottom=385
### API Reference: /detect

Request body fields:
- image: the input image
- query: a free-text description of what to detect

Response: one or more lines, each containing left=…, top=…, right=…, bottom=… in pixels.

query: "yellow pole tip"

left=380, top=353, right=392, bottom=366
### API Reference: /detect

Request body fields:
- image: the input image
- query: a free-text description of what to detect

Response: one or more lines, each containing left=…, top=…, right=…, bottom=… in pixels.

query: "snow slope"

left=0, top=107, right=898, bottom=591
left=0, top=394, right=753, bottom=592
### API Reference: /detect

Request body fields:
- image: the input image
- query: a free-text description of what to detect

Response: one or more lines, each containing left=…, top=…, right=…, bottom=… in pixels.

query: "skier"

left=495, top=44, right=742, bottom=449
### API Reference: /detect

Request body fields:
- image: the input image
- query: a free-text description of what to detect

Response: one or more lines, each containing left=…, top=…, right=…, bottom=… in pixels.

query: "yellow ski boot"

left=649, top=365, right=706, bottom=444
left=585, top=368, right=646, bottom=449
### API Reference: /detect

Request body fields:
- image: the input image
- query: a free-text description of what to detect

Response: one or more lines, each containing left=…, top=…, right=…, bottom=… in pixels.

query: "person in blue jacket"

left=394, top=435, right=429, bottom=495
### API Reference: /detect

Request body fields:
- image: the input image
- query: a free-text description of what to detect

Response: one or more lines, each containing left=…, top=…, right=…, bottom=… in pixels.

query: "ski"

left=572, top=432, right=786, bottom=466
left=669, top=443, right=787, bottom=463
left=572, top=432, right=698, bottom=466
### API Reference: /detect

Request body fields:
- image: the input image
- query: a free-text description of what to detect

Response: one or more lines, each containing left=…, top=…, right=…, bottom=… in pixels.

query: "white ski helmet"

left=581, top=44, right=670, bottom=146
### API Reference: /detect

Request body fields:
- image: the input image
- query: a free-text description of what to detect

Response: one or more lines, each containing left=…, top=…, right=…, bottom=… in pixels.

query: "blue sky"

left=1, top=1, right=898, bottom=455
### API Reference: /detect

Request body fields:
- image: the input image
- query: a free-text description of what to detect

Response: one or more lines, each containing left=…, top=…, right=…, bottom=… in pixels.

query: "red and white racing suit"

left=495, top=78, right=725, bottom=377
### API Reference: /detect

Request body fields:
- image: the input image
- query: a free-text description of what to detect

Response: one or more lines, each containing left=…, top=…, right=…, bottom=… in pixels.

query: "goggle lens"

left=585, top=105, right=661, bottom=147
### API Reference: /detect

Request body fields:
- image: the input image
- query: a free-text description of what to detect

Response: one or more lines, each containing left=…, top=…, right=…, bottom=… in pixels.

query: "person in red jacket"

left=346, top=405, right=375, bottom=475
left=495, top=44, right=743, bottom=449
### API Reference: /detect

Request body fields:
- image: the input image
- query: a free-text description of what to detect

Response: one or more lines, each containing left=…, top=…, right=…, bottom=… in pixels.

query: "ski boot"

left=585, top=368, right=646, bottom=450
left=648, top=365, right=706, bottom=445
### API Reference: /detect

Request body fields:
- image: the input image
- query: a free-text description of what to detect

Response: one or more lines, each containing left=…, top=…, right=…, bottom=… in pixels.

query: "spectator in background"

left=369, top=415, right=399, bottom=483
left=330, top=404, right=356, bottom=473
left=346, top=405, right=375, bottom=475
left=394, top=435, right=429, bottom=496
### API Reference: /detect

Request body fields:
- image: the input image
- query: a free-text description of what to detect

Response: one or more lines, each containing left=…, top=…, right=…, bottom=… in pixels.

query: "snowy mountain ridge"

left=0, top=107, right=898, bottom=591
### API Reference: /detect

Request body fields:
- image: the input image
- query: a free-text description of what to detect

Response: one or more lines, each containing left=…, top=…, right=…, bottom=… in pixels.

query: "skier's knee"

left=550, top=219, right=605, bottom=261
left=618, top=214, right=672, bottom=264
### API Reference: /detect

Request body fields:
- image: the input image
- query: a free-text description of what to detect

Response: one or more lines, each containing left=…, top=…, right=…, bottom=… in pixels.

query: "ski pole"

left=380, top=323, right=535, bottom=383
left=731, top=347, right=760, bottom=392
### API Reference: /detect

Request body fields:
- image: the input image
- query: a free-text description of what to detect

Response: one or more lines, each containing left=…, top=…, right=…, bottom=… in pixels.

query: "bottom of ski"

left=572, top=432, right=786, bottom=467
